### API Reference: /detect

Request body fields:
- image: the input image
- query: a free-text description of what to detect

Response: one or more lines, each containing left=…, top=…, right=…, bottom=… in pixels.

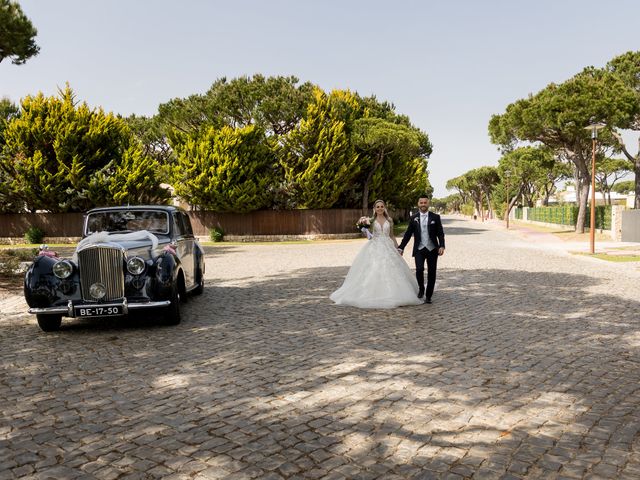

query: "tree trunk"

left=568, top=152, right=591, bottom=234
left=575, top=181, right=590, bottom=234
left=574, top=167, right=581, bottom=206
left=505, top=185, right=523, bottom=222
left=484, top=190, right=494, bottom=219
left=362, top=151, right=384, bottom=211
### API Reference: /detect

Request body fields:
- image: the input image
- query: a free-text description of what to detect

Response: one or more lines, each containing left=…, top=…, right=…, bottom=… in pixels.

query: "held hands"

left=397, top=248, right=403, bottom=256
left=438, top=247, right=445, bottom=256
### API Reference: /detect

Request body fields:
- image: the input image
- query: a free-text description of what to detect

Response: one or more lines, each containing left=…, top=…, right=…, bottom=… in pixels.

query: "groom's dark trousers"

left=415, top=246, right=439, bottom=300
left=398, top=211, right=445, bottom=300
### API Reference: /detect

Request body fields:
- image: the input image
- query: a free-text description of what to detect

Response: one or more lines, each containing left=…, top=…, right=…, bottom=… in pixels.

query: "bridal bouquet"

left=356, top=216, right=373, bottom=240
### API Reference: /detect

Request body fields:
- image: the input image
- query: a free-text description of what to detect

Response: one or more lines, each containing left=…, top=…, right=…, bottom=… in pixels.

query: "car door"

left=173, top=212, right=195, bottom=288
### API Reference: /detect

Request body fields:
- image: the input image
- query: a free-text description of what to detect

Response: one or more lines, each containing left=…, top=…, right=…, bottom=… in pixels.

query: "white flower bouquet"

left=356, top=216, right=373, bottom=239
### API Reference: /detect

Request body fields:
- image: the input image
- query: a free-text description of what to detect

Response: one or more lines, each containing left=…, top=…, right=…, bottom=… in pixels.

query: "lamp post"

left=504, top=170, right=511, bottom=229
left=584, top=122, right=606, bottom=254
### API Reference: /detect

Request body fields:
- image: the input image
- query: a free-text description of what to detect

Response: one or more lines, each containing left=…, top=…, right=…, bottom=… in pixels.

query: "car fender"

left=153, top=250, right=184, bottom=300
left=24, top=255, right=81, bottom=308
left=194, top=243, right=206, bottom=276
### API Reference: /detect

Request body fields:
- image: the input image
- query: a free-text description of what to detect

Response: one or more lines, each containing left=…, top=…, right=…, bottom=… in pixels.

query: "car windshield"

left=85, top=210, right=170, bottom=235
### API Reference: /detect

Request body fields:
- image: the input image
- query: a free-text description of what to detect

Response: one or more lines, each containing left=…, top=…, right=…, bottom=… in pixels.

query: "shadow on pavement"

left=441, top=217, right=487, bottom=236
left=2, top=264, right=640, bottom=478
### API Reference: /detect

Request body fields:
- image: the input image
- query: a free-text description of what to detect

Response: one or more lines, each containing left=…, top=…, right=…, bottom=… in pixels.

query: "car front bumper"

left=28, top=298, right=171, bottom=317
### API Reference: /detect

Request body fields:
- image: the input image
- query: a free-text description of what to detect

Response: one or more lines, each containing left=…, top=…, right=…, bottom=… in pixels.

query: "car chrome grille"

left=77, top=246, right=125, bottom=301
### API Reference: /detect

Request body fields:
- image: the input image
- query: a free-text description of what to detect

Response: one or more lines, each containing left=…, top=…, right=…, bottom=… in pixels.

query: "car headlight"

left=52, top=260, right=73, bottom=279
left=89, top=282, right=107, bottom=300
left=127, top=256, right=146, bottom=275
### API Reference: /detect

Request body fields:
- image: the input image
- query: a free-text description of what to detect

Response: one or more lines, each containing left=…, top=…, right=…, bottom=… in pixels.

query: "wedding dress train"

left=330, top=220, right=423, bottom=309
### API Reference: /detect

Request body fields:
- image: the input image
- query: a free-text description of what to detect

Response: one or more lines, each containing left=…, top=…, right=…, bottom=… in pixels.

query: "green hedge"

left=526, top=205, right=611, bottom=230
left=515, top=207, right=523, bottom=220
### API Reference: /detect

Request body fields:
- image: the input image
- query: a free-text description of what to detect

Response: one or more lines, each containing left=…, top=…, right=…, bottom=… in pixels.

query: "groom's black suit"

left=398, top=211, right=445, bottom=301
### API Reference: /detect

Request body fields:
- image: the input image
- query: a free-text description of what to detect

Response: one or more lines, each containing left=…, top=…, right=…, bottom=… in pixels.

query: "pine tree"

left=281, top=88, right=360, bottom=208
left=1, top=85, right=168, bottom=212
left=171, top=125, right=277, bottom=212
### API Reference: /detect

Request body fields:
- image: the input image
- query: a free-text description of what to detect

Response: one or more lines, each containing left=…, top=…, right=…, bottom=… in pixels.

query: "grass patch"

left=201, top=240, right=318, bottom=246
left=0, top=243, right=72, bottom=249
left=573, top=252, right=640, bottom=262
left=605, top=246, right=640, bottom=252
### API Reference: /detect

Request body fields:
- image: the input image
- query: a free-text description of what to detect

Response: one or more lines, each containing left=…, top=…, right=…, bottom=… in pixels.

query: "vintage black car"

left=24, top=205, right=205, bottom=331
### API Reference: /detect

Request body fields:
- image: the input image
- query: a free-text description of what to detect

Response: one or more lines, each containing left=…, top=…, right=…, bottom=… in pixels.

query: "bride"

left=330, top=199, right=423, bottom=309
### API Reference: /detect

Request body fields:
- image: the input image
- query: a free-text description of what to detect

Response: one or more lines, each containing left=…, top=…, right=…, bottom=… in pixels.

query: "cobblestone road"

left=2, top=216, right=640, bottom=479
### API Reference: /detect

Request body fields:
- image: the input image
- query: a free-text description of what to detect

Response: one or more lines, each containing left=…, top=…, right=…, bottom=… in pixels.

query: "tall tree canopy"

left=280, top=89, right=360, bottom=209
left=446, top=173, right=483, bottom=218
left=159, top=76, right=433, bottom=211
left=0, top=0, right=39, bottom=65
left=158, top=74, right=315, bottom=138
left=0, top=86, right=168, bottom=212
left=606, top=51, right=640, bottom=208
left=3, top=74, right=434, bottom=214
left=489, top=67, right=638, bottom=232
left=0, top=97, right=19, bottom=146
left=171, top=125, right=277, bottom=212
left=496, top=146, right=564, bottom=208
left=594, top=157, right=633, bottom=205
left=352, top=117, right=430, bottom=210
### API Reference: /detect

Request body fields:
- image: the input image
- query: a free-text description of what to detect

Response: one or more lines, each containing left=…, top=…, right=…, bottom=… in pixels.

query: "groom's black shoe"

left=424, top=297, right=432, bottom=304
left=417, top=287, right=424, bottom=299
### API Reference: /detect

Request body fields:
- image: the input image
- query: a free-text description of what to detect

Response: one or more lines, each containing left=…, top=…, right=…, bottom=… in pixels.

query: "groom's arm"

left=397, top=220, right=414, bottom=251
left=435, top=215, right=445, bottom=252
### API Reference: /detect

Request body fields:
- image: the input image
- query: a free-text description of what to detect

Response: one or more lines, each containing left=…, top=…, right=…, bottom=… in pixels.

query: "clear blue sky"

left=2, top=0, right=639, bottom=197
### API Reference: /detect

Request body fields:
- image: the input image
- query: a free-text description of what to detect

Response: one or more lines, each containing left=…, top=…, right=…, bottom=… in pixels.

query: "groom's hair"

left=418, top=194, right=431, bottom=201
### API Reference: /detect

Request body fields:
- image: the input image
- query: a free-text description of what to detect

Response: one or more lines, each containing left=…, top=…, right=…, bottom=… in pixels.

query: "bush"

left=210, top=226, right=224, bottom=242
left=461, top=204, right=474, bottom=216
left=0, top=248, right=38, bottom=275
left=24, top=226, right=45, bottom=244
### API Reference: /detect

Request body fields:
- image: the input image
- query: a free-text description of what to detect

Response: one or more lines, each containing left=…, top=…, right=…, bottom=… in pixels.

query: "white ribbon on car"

left=72, top=230, right=159, bottom=262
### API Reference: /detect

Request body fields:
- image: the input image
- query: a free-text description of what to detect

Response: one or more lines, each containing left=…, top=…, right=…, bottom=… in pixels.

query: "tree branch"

left=612, top=131, right=636, bottom=162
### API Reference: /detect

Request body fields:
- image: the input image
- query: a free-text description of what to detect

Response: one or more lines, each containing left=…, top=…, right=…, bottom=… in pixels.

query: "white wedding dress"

left=330, top=219, right=423, bottom=309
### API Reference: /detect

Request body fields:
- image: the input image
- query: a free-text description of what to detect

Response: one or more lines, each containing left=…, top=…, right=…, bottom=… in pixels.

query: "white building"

left=547, top=185, right=634, bottom=208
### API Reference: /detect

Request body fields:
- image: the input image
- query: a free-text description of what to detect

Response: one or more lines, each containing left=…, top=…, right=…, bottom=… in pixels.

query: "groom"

left=398, top=195, right=445, bottom=304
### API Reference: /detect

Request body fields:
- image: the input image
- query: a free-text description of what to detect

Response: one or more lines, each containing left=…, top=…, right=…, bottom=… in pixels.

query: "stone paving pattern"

left=2, top=217, right=640, bottom=479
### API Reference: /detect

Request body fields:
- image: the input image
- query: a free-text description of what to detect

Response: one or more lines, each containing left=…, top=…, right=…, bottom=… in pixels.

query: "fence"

left=516, top=205, right=611, bottom=230
left=513, top=205, right=627, bottom=241
left=0, top=212, right=85, bottom=238
left=0, top=209, right=369, bottom=240
left=515, top=208, right=523, bottom=220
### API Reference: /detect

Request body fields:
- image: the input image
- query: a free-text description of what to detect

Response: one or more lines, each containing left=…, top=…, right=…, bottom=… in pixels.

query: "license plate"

left=75, top=305, right=123, bottom=317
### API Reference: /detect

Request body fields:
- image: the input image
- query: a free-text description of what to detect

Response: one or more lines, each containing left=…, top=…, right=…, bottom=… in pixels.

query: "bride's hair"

left=372, top=199, right=393, bottom=224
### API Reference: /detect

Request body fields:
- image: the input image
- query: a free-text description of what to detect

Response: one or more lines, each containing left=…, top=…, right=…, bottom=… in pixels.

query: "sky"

left=2, top=0, right=639, bottom=198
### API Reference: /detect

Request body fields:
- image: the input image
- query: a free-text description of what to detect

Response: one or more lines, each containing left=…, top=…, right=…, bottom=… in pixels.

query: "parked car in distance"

left=24, top=205, right=205, bottom=332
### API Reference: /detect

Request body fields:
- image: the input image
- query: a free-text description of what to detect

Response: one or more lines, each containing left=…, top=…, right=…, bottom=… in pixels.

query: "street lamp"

left=584, top=122, right=606, bottom=254
left=504, top=170, right=511, bottom=229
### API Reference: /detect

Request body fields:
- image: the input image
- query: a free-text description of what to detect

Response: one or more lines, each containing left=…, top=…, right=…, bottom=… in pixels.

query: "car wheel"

left=162, top=287, right=181, bottom=326
left=193, top=267, right=204, bottom=296
left=37, top=314, right=62, bottom=332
